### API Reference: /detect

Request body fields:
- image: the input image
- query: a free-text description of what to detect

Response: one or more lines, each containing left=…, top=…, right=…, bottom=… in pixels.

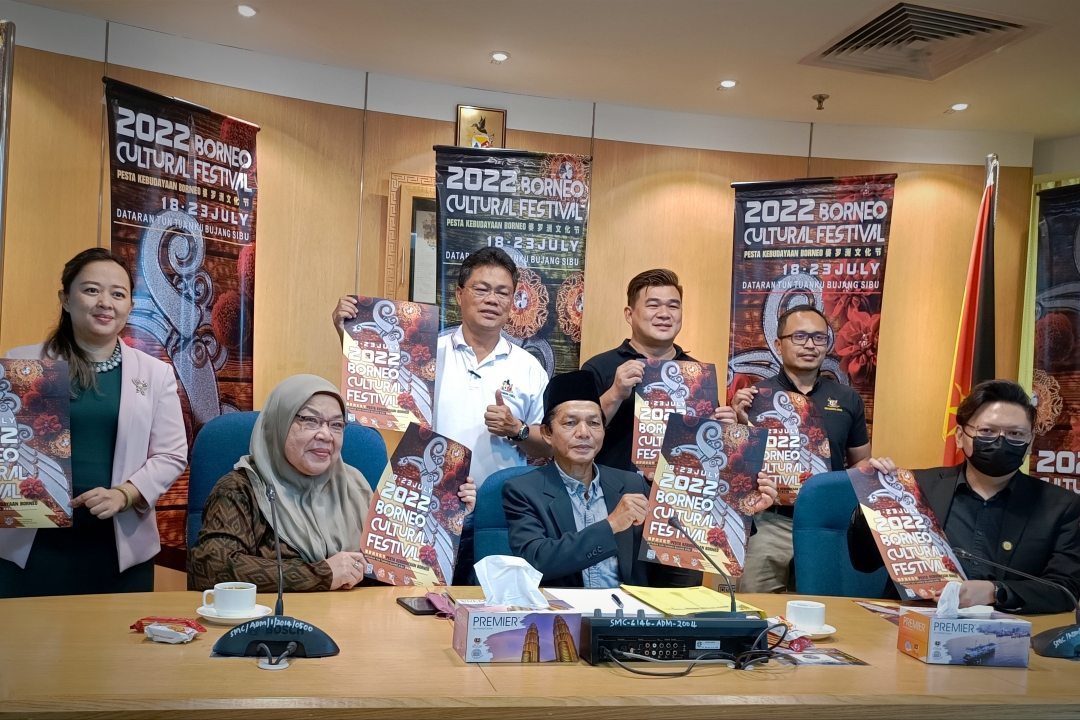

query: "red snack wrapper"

left=130, top=616, right=207, bottom=634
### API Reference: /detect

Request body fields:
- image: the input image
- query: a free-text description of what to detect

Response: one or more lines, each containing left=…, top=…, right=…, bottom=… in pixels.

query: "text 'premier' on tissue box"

left=897, top=607, right=1031, bottom=667
left=453, top=600, right=583, bottom=663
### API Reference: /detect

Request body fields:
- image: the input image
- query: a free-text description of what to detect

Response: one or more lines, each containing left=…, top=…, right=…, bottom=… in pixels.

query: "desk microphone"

left=212, top=483, right=340, bottom=664
left=667, top=516, right=738, bottom=615
left=952, top=547, right=1080, bottom=659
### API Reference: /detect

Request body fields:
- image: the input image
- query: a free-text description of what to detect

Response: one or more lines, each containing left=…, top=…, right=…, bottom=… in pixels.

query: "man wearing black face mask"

left=848, top=380, right=1080, bottom=614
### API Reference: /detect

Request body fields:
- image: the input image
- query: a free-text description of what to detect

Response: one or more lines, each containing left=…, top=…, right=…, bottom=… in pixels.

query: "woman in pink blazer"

left=0, top=248, right=187, bottom=597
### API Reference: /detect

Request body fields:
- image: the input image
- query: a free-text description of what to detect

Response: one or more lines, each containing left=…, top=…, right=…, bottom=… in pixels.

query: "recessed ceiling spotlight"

left=718, top=80, right=737, bottom=89
left=491, top=51, right=510, bottom=64
left=951, top=102, right=969, bottom=111
left=237, top=5, right=257, bottom=18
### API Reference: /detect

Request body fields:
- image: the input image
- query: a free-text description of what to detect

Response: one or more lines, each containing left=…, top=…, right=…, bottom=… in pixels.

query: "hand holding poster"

left=341, top=297, right=439, bottom=431
left=848, top=466, right=966, bottom=600
left=747, top=387, right=831, bottom=505
left=362, top=423, right=471, bottom=586
left=642, top=415, right=768, bottom=577
left=632, top=359, right=719, bottom=480
left=0, top=359, right=73, bottom=529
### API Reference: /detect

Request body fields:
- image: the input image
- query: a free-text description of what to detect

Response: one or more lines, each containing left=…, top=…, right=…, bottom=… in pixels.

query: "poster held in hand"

left=341, top=296, right=438, bottom=431
left=848, top=466, right=966, bottom=600
left=641, top=415, right=768, bottom=577
left=631, top=359, right=719, bottom=480
left=361, top=423, right=471, bottom=586
left=0, top=359, right=73, bottom=529
left=747, top=387, right=831, bottom=505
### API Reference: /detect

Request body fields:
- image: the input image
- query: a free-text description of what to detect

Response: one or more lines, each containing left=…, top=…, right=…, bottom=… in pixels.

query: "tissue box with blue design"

left=897, top=607, right=1031, bottom=667
left=452, top=597, right=583, bottom=663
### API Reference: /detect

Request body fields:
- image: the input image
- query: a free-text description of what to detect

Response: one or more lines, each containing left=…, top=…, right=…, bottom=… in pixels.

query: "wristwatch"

left=508, top=422, right=529, bottom=442
left=993, top=581, right=1009, bottom=606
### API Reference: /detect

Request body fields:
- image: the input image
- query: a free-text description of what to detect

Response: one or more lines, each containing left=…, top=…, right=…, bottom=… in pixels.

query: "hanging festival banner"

left=105, top=79, right=259, bottom=565
left=727, top=175, right=896, bottom=437
left=434, top=146, right=590, bottom=377
left=1030, top=184, right=1080, bottom=496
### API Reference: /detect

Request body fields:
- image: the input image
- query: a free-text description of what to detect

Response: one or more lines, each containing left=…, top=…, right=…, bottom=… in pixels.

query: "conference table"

left=3, top=586, right=1079, bottom=719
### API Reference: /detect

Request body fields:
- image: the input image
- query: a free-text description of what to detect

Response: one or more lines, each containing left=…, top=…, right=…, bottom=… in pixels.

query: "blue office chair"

left=473, top=465, right=535, bottom=562
left=793, top=470, right=888, bottom=597
left=186, top=412, right=387, bottom=549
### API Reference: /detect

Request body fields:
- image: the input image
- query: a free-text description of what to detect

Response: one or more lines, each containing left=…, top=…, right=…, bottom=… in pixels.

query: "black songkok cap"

left=543, top=370, right=601, bottom=422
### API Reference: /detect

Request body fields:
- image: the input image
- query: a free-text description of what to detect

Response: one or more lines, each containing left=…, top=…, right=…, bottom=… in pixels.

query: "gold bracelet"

left=117, top=485, right=133, bottom=512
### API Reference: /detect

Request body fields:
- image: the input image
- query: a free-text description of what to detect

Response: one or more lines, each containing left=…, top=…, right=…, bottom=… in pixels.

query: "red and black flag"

left=942, top=156, right=998, bottom=465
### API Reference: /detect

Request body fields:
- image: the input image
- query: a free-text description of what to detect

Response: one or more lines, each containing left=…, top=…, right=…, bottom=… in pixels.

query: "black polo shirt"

left=582, top=339, right=695, bottom=472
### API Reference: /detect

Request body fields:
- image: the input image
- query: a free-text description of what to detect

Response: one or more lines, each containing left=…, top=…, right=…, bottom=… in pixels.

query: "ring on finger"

left=353, top=561, right=362, bottom=570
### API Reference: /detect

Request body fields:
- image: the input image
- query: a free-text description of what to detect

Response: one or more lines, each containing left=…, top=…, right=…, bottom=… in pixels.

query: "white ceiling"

left=21, top=0, right=1080, bottom=139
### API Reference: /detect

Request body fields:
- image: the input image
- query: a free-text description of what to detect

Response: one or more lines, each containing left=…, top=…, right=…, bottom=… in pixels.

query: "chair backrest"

left=793, top=470, right=888, bottom=597
left=186, top=413, right=388, bottom=548
left=473, top=465, right=536, bottom=561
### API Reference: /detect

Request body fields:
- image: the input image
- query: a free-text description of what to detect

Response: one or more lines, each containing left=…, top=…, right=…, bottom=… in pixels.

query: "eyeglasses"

left=294, top=414, right=346, bottom=435
left=463, top=284, right=513, bottom=303
left=962, top=425, right=1032, bottom=446
left=778, top=331, right=829, bottom=347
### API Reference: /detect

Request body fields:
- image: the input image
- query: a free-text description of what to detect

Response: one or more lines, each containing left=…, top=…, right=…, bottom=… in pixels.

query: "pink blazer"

left=0, top=342, right=188, bottom=572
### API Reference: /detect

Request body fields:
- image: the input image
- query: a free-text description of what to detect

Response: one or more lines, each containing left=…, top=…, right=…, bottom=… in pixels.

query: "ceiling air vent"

left=799, top=2, right=1044, bottom=80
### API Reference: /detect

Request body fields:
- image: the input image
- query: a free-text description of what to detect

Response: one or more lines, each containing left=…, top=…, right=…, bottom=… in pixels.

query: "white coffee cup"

left=786, top=600, right=827, bottom=631
left=202, top=582, right=257, bottom=617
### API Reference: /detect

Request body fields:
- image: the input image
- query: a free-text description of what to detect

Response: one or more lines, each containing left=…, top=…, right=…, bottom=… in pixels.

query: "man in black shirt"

left=583, top=269, right=727, bottom=588
left=730, top=304, right=871, bottom=592
left=848, top=380, right=1080, bottom=614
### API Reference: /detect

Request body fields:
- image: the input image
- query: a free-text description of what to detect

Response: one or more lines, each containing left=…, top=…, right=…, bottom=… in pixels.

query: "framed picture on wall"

left=456, top=105, right=506, bottom=149
left=384, top=173, right=437, bottom=302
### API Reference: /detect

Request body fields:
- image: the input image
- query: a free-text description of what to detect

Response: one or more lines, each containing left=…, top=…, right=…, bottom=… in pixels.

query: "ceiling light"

left=951, top=103, right=969, bottom=111
left=491, top=51, right=510, bottom=63
left=237, top=5, right=256, bottom=18
left=718, top=80, right=737, bottom=89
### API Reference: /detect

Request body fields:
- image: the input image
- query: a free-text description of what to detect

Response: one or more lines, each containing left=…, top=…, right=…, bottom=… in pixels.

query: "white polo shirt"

left=434, top=328, right=548, bottom=487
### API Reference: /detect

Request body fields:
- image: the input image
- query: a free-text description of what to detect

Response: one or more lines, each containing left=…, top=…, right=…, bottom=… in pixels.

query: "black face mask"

left=965, top=435, right=1028, bottom=477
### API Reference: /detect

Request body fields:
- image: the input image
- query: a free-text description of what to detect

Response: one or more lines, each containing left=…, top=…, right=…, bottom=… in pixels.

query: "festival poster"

left=362, top=423, right=471, bottom=586
left=747, top=387, right=831, bottom=505
left=434, top=146, right=590, bottom=377
left=727, top=175, right=896, bottom=438
left=641, top=415, right=768, bottom=577
left=848, top=467, right=966, bottom=600
left=631, top=359, right=719, bottom=480
left=0, top=360, right=73, bottom=529
left=1030, top=184, right=1080, bottom=496
left=106, top=79, right=259, bottom=564
left=341, top=296, right=438, bottom=431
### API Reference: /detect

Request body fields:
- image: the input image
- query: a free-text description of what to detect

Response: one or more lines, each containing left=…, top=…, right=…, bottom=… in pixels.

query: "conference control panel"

left=580, top=611, right=769, bottom=666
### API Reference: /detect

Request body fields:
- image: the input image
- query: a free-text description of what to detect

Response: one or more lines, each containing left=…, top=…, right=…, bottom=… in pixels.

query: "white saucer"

left=794, top=623, right=836, bottom=640
left=196, top=604, right=273, bottom=626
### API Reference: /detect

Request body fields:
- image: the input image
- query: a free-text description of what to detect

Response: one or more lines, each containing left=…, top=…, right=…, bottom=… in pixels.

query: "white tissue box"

left=452, top=600, right=583, bottom=663
left=897, top=607, right=1031, bottom=667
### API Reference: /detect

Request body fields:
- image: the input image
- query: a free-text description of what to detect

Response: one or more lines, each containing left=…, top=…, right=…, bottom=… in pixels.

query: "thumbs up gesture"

left=485, top=389, right=523, bottom=437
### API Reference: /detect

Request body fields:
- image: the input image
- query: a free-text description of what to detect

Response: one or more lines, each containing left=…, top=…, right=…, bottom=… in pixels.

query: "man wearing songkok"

left=848, top=380, right=1080, bottom=614
left=503, top=371, right=778, bottom=588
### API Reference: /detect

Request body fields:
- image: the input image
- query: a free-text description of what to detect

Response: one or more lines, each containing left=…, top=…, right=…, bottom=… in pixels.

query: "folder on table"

left=620, top=584, right=766, bottom=617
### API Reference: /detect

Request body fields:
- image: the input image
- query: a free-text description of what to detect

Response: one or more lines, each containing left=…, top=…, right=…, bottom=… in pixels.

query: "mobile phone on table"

left=397, top=596, right=438, bottom=615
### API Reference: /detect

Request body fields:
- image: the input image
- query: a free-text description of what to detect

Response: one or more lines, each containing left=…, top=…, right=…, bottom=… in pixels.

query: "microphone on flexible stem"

left=265, top=484, right=285, bottom=617
left=667, top=515, right=738, bottom=615
left=953, top=547, right=1080, bottom=659
left=211, top=483, right=341, bottom=664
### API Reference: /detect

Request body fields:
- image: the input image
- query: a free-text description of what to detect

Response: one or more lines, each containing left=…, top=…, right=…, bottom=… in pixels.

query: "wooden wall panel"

left=808, top=158, right=1031, bottom=468
left=104, top=65, right=365, bottom=407
left=0, top=47, right=103, bottom=352
left=582, top=140, right=807, bottom=366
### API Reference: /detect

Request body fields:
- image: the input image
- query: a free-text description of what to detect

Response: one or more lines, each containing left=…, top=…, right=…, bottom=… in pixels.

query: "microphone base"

left=212, top=615, right=340, bottom=659
left=1031, top=625, right=1080, bottom=659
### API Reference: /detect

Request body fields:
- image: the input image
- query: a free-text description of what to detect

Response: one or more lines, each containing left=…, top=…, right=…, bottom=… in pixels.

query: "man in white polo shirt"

left=333, top=247, right=550, bottom=485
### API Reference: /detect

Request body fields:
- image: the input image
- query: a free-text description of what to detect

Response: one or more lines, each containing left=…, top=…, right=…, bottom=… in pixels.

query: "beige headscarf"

left=235, top=374, right=373, bottom=564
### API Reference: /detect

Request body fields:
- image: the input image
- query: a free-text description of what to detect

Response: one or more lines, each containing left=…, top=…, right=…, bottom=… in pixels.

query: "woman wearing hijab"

left=189, top=375, right=476, bottom=591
